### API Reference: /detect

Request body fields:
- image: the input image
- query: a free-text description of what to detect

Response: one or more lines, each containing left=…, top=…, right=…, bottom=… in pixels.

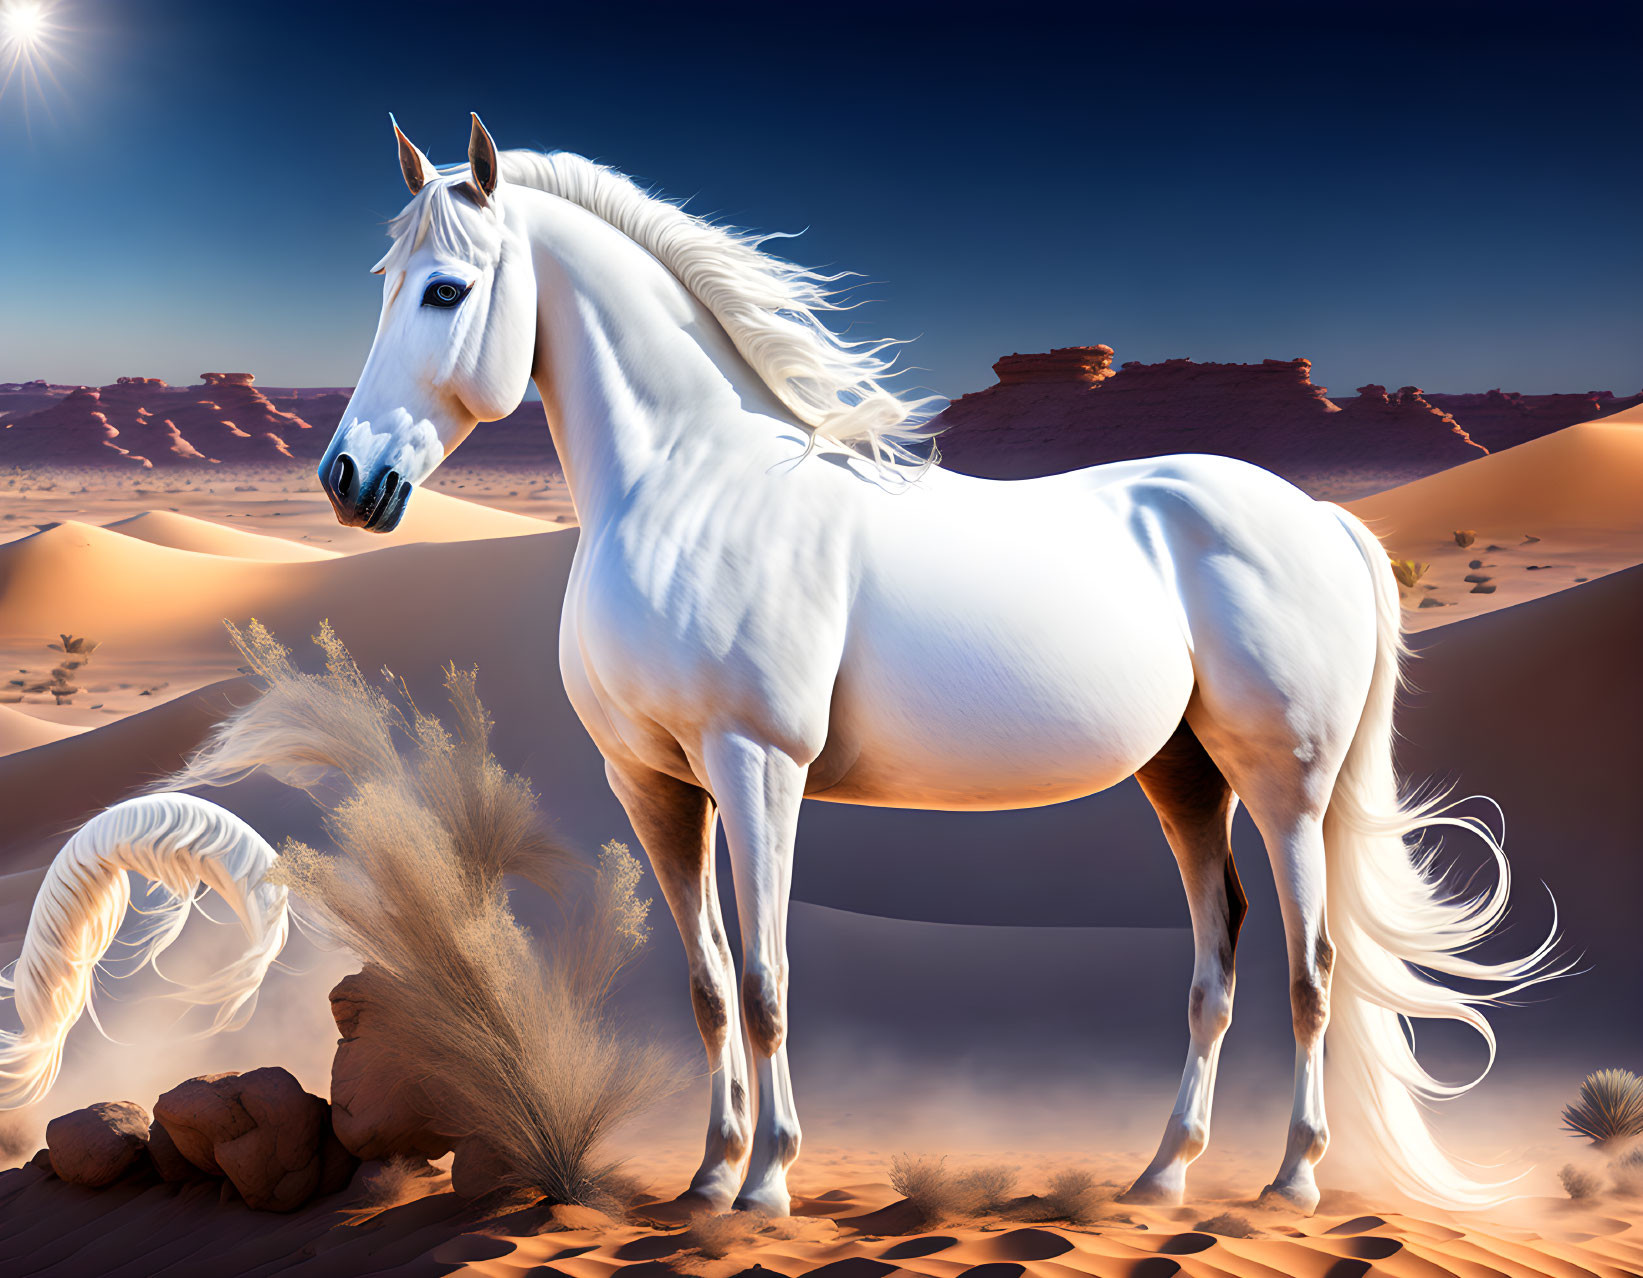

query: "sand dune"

left=3, top=1153, right=1640, bottom=1278
left=103, top=511, right=339, bottom=561
left=1346, top=418, right=1643, bottom=627
left=0, top=704, right=83, bottom=755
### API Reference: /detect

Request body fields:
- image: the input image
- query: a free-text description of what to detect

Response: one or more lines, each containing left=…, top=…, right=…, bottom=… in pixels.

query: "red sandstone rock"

left=154, top=1068, right=357, bottom=1211
left=146, top=1119, right=200, bottom=1182
left=46, top=1101, right=151, bottom=1188
left=329, top=969, right=459, bottom=1162
left=1334, top=384, right=1488, bottom=456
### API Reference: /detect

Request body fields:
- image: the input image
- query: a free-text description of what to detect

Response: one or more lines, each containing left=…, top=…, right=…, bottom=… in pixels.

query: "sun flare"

left=1, top=0, right=66, bottom=115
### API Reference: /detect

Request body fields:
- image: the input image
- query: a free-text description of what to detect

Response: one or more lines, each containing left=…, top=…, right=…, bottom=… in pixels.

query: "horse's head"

left=319, top=114, right=537, bottom=531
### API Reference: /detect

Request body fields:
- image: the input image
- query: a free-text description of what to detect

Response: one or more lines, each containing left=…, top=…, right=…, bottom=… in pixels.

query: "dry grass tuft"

left=1195, top=1211, right=1258, bottom=1238
left=1038, top=1167, right=1107, bottom=1225
left=1562, top=1069, right=1643, bottom=1147
left=1608, top=1143, right=1643, bottom=1195
left=198, top=622, right=677, bottom=1208
left=1560, top=1163, right=1605, bottom=1200
left=682, top=1211, right=758, bottom=1259
left=0, top=1114, right=36, bottom=1167
left=353, top=1156, right=441, bottom=1209
left=1389, top=558, right=1431, bottom=589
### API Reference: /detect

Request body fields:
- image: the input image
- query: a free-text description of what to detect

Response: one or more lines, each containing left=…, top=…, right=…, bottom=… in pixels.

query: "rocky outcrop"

left=46, top=1101, right=151, bottom=1187
left=329, top=968, right=458, bottom=1162
left=1, top=377, right=315, bottom=468
left=1333, top=384, right=1489, bottom=455
left=154, top=1068, right=357, bottom=1211
left=1426, top=388, right=1643, bottom=452
left=930, top=346, right=1572, bottom=496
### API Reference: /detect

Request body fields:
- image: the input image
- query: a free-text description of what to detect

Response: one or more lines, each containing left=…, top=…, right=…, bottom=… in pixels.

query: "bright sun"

left=2, top=2, right=45, bottom=45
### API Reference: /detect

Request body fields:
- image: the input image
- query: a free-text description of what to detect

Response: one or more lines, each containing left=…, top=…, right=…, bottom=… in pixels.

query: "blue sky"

left=1, top=0, right=1638, bottom=399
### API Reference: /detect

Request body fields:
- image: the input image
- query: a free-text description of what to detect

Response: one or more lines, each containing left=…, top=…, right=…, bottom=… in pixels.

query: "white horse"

left=314, top=115, right=1558, bottom=1215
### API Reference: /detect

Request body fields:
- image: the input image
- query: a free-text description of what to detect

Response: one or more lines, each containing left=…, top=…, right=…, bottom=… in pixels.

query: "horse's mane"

left=380, top=150, right=939, bottom=470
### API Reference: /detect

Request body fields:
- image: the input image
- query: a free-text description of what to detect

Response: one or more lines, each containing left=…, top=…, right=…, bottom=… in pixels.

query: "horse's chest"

left=559, top=528, right=846, bottom=774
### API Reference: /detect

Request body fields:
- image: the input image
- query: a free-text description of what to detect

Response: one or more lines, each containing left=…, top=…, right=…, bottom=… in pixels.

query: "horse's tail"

left=1321, top=507, right=1564, bottom=1209
left=0, top=793, right=288, bottom=1110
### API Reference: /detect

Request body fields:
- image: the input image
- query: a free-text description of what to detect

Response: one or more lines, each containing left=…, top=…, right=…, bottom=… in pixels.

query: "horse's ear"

left=468, top=113, right=500, bottom=201
left=391, top=113, right=435, bottom=196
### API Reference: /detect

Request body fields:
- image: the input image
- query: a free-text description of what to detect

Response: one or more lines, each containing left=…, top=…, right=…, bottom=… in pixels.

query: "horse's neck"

left=521, top=197, right=791, bottom=533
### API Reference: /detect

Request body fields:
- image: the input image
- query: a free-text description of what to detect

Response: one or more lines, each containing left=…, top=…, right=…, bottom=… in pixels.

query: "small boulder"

left=329, top=968, right=458, bottom=1162
left=147, top=1119, right=201, bottom=1183
left=155, top=1067, right=357, bottom=1211
left=46, top=1101, right=150, bottom=1187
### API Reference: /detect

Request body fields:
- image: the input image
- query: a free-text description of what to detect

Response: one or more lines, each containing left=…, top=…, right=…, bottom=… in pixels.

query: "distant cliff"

left=932, top=346, right=1640, bottom=497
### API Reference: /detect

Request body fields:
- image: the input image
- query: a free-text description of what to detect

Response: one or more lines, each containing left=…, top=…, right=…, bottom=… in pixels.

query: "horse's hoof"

left=732, top=1184, right=794, bottom=1217
left=1257, top=1179, right=1320, bottom=1214
left=1119, top=1171, right=1185, bottom=1206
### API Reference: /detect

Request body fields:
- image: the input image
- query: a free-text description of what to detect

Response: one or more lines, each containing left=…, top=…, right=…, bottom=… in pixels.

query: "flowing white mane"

left=381, top=149, right=940, bottom=469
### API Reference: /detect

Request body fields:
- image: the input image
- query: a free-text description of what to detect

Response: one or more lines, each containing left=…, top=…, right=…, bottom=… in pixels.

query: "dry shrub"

left=889, top=1154, right=967, bottom=1228
left=1560, top=1163, right=1604, bottom=1200
left=1562, top=1069, right=1643, bottom=1146
left=0, top=1114, right=36, bottom=1167
left=353, top=1156, right=440, bottom=1209
left=1038, top=1167, right=1106, bottom=1225
left=682, top=1210, right=757, bottom=1259
left=1195, top=1211, right=1258, bottom=1238
left=197, top=621, right=677, bottom=1208
left=955, top=1163, right=1018, bottom=1215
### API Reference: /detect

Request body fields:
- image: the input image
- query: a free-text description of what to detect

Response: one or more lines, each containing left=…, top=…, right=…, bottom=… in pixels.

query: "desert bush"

left=889, top=1154, right=967, bottom=1227
left=1194, top=1211, right=1257, bottom=1238
left=1561, top=1069, right=1643, bottom=1146
left=1560, top=1163, right=1604, bottom=1200
left=955, top=1162, right=1018, bottom=1215
left=51, top=635, right=99, bottom=657
left=1038, top=1167, right=1105, bottom=1225
left=1389, top=558, right=1430, bottom=589
left=183, top=621, right=677, bottom=1209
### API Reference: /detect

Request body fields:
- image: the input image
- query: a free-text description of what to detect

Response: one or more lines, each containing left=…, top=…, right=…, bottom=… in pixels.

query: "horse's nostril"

left=330, top=453, right=357, bottom=500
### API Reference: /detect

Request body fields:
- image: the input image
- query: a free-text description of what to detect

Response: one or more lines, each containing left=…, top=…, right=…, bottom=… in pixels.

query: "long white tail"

left=1325, top=509, right=1563, bottom=1209
left=0, top=793, right=288, bottom=1109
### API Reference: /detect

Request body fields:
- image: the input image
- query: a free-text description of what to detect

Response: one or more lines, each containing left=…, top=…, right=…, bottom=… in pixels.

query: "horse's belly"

left=812, top=586, right=1195, bottom=811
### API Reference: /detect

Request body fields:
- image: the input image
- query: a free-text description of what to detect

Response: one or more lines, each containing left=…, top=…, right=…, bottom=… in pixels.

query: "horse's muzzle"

left=321, top=452, right=414, bottom=533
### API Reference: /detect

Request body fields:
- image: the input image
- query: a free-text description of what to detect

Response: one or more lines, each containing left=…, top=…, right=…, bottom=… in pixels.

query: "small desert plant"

left=682, top=1211, right=757, bottom=1259
left=179, top=621, right=677, bottom=1209
left=353, top=1155, right=441, bottom=1208
left=1194, top=1211, right=1258, bottom=1238
left=889, top=1154, right=967, bottom=1228
left=1454, top=529, right=1477, bottom=548
left=1561, top=1069, right=1643, bottom=1146
left=50, top=635, right=99, bottom=657
left=955, top=1163, right=1018, bottom=1215
left=1038, top=1167, right=1106, bottom=1225
left=1559, top=1163, right=1604, bottom=1200
left=1389, top=558, right=1430, bottom=589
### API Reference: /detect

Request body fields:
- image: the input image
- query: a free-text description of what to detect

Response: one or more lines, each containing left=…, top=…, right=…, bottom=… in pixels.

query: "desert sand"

left=1, top=421, right=1640, bottom=1273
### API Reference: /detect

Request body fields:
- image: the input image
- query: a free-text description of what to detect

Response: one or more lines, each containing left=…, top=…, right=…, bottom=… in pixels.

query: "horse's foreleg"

left=605, top=760, right=752, bottom=1212
left=702, top=732, right=807, bottom=1217
left=1123, top=722, right=1245, bottom=1206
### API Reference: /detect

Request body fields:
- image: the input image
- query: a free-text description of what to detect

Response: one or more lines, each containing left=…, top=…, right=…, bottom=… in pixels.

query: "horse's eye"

left=422, top=279, right=470, bottom=308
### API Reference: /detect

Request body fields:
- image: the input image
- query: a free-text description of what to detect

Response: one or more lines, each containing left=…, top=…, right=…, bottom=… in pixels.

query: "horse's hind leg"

left=605, top=759, right=752, bottom=1213
left=1122, top=720, right=1247, bottom=1206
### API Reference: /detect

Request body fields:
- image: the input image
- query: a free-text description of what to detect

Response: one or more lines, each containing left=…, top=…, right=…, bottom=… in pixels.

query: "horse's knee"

left=741, top=964, right=786, bottom=1057
left=691, top=972, right=731, bottom=1057
left=1189, top=978, right=1234, bottom=1043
